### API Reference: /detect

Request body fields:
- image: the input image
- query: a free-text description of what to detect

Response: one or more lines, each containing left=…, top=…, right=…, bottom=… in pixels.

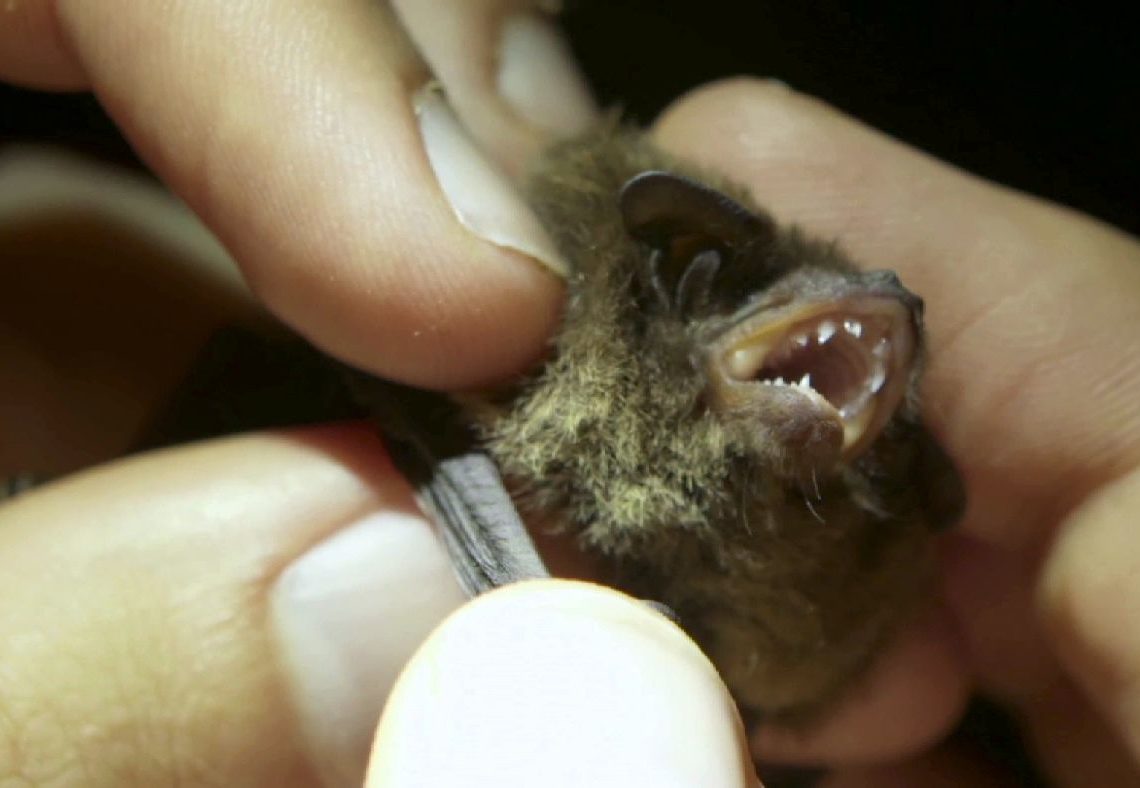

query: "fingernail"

left=270, top=511, right=465, bottom=788
left=497, top=12, right=600, bottom=136
left=415, top=83, right=568, bottom=276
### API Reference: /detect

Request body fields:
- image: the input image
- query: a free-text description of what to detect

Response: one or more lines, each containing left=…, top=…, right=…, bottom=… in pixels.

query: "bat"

left=4, top=125, right=964, bottom=725
left=352, top=125, right=966, bottom=723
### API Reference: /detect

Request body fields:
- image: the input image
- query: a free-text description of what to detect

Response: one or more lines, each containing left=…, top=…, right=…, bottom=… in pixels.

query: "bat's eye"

left=713, top=296, right=917, bottom=459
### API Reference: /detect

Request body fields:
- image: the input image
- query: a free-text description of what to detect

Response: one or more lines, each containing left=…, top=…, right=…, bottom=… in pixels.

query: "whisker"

left=804, top=493, right=826, bottom=524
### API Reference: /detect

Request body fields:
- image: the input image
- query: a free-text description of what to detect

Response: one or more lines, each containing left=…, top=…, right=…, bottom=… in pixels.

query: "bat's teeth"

left=843, top=318, right=863, bottom=338
left=873, top=337, right=891, bottom=358
left=817, top=320, right=837, bottom=343
left=869, top=365, right=887, bottom=393
left=800, top=373, right=812, bottom=388
left=793, top=333, right=810, bottom=348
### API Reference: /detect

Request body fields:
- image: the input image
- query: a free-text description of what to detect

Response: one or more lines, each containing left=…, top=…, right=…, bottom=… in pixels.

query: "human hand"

left=4, top=4, right=1140, bottom=788
left=649, top=80, right=1140, bottom=785
left=1, top=3, right=762, bottom=787
left=376, top=81, right=1140, bottom=787
left=2, top=0, right=588, bottom=391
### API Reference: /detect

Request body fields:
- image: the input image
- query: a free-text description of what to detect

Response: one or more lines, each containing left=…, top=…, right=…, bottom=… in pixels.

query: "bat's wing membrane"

left=347, top=375, right=552, bottom=596
left=412, top=450, right=549, bottom=595
left=401, top=436, right=678, bottom=620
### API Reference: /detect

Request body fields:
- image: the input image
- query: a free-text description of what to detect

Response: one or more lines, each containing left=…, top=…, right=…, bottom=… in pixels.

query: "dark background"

left=562, top=2, right=1138, bottom=235
left=2, top=2, right=1135, bottom=235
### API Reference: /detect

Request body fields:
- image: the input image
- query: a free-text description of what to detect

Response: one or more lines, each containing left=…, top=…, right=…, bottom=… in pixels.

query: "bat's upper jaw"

left=708, top=294, right=917, bottom=469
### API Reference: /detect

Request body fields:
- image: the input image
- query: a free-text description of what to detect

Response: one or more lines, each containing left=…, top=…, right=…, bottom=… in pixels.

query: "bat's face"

left=619, top=172, right=925, bottom=484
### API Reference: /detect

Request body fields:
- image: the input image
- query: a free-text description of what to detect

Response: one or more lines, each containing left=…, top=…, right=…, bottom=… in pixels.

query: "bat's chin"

left=710, top=295, right=917, bottom=464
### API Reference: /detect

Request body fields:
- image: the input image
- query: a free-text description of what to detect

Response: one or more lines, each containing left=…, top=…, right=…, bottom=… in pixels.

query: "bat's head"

left=620, top=171, right=924, bottom=483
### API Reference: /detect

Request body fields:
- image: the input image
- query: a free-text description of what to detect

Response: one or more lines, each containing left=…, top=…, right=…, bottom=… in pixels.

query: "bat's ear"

left=620, top=171, right=774, bottom=316
left=619, top=171, right=772, bottom=250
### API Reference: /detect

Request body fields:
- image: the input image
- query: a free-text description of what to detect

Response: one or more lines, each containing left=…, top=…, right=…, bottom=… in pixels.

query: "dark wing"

left=135, top=326, right=551, bottom=597
left=345, top=375, right=550, bottom=596
left=410, top=450, right=549, bottom=594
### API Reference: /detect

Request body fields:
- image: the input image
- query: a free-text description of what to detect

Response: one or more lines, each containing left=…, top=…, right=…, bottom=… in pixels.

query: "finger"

left=752, top=606, right=968, bottom=764
left=367, top=581, right=762, bottom=788
left=945, top=531, right=1140, bottom=784
left=1039, top=465, right=1140, bottom=773
left=0, top=1, right=583, bottom=388
left=393, top=0, right=598, bottom=175
left=0, top=425, right=466, bottom=788
left=653, top=79, right=1140, bottom=550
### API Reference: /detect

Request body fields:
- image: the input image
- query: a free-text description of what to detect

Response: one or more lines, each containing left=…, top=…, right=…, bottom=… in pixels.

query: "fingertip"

left=393, top=1, right=600, bottom=175
left=368, top=580, right=756, bottom=788
left=37, top=0, right=566, bottom=390
left=208, top=69, right=567, bottom=389
left=1038, top=466, right=1140, bottom=758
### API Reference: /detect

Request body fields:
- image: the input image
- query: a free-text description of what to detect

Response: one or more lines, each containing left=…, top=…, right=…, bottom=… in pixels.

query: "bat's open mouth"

left=718, top=296, right=917, bottom=459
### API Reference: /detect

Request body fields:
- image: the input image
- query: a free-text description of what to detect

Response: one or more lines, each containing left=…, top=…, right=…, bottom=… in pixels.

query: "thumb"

left=366, top=581, right=763, bottom=788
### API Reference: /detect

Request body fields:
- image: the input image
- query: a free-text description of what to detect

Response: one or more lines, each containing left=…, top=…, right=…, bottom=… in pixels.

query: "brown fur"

left=465, top=127, right=963, bottom=721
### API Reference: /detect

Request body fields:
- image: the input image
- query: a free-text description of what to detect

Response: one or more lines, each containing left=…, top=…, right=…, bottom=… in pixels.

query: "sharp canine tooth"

left=817, top=320, right=837, bottom=343
left=843, top=319, right=863, bottom=338
left=800, top=373, right=812, bottom=388
left=841, top=399, right=876, bottom=451
left=869, top=366, right=887, bottom=393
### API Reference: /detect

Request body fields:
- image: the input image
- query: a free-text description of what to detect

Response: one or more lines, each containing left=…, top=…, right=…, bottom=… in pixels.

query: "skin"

left=2, top=3, right=1140, bottom=787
